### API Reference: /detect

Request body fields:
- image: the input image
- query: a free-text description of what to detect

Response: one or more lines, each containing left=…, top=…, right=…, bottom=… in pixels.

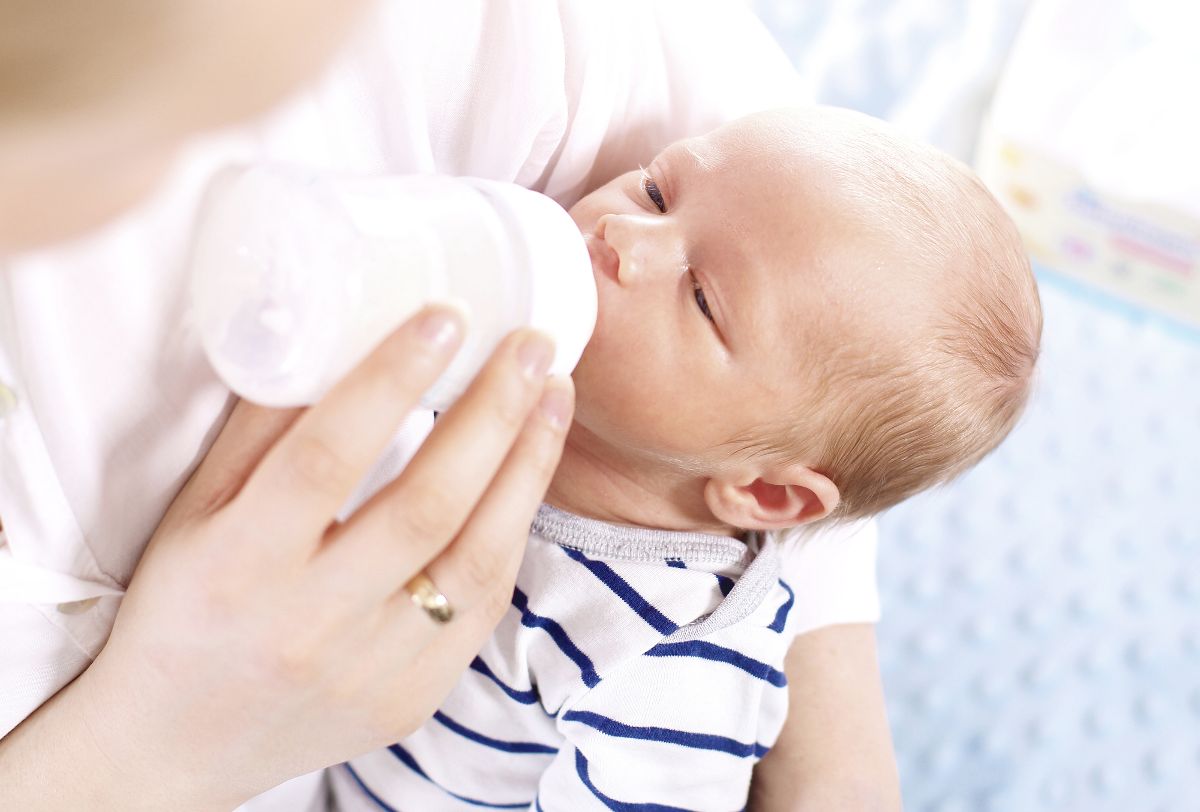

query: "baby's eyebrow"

left=677, top=140, right=717, bottom=173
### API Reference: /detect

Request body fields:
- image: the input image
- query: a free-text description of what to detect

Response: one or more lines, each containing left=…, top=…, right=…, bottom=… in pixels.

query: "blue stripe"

left=469, top=656, right=540, bottom=705
left=645, top=641, right=787, bottom=687
left=386, top=743, right=531, bottom=808
left=666, top=559, right=687, bottom=569
left=562, top=710, right=769, bottom=759
left=433, top=710, right=559, bottom=755
left=536, top=798, right=546, bottom=812
left=341, top=762, right=400, bottom=812
left=512, top=587, right=601, bottom=688
left=768, top=580, right=794, bottom=633
left=561, top=547, right=679, bottom=635
left=574, top=749, right=697, bottom=812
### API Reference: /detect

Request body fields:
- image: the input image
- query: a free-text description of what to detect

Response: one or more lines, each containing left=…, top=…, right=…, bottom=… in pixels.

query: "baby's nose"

left=586, top=228, right=620, bottom=282
left=601, top=214, right=677, bottom=287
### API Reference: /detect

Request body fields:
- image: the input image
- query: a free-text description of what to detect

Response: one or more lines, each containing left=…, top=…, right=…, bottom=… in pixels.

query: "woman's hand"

left=5, top=305, right=573, bottom=811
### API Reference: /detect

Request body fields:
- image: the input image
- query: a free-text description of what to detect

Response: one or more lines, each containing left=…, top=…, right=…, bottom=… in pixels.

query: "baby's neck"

left=544, top=424, right=738, bottom=538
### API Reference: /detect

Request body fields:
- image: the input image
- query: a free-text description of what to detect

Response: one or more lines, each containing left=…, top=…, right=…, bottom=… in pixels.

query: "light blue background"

left=753, top=2, right=1200, bottom=810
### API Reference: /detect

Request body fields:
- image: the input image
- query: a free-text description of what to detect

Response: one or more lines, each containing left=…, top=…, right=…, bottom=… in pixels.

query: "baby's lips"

left=585, top=232, right=620, bottom=282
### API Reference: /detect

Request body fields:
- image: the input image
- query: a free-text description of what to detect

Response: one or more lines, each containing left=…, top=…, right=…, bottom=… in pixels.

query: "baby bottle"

left=189, top=164, right=597, bottom=409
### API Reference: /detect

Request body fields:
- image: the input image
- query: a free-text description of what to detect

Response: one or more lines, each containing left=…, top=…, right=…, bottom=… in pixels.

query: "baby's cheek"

left=571, top=350, right=651, bottom=431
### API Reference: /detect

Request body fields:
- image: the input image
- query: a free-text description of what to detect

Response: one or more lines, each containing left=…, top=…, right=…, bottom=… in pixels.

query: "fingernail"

left=539, top=378, right=573, bottom=430
left=418, top=308, right=463, bottom=350
left=518, top=332, right=555, bottom=381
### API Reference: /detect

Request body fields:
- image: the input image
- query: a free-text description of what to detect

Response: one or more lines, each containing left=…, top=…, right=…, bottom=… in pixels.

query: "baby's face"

left=566, top=113, right=922, bottom=472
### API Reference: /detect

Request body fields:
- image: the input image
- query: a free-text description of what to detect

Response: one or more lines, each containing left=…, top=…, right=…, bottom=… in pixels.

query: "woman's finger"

left=370, top=378, right=571, bottom=728
left=232, top=304, right=465, bottom=557
left=314, top=328, right=556, bottom=596
left=420, top=375, right=573, bottom=619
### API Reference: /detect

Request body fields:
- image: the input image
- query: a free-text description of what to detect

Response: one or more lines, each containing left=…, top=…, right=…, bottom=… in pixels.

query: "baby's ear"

left=703, top=465, right=840, bottom=531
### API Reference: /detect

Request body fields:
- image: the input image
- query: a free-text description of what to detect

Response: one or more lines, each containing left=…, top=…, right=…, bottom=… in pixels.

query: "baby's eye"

left=690, top=273, right=715, bottom=323
left=641, top=172, right=667, bottom=213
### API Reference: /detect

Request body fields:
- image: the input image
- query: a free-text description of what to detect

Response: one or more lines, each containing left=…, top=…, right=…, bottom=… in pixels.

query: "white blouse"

left=0, top=1, right=878, bottom=807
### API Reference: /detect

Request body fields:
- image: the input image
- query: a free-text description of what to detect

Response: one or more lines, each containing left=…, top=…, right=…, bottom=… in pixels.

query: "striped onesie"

left=331, top=504, right=805, bottom=811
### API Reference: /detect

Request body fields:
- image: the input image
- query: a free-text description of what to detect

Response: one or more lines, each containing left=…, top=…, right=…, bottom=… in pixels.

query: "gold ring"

left=404, top=571, right=454, bottom=624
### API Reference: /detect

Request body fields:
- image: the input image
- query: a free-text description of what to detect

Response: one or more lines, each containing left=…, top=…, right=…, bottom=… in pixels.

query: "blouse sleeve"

left=775, top=519, right=883, bottom=638
left=340, top=0, right=805, bottom=208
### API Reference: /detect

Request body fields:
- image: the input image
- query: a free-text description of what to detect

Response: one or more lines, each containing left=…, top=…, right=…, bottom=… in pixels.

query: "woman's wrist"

left=0, top=662, right=238, bottom=812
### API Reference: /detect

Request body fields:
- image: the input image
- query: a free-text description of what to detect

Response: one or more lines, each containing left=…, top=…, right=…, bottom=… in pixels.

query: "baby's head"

left=566, top=106, right=1041, bottom=530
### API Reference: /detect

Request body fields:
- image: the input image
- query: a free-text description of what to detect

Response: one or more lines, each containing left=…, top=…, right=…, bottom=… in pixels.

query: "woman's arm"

left=749, top=624, right=903, bottom=812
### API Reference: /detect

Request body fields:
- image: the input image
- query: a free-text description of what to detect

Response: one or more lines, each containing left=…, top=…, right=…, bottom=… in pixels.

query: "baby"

left=333, top=107, right=1041, bottom=810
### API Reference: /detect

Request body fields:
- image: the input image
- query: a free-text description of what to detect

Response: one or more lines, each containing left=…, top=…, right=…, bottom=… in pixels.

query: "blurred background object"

left=752, top=1, right=1200, bottom=810
left=978, top=0, right=1200, bottom=330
